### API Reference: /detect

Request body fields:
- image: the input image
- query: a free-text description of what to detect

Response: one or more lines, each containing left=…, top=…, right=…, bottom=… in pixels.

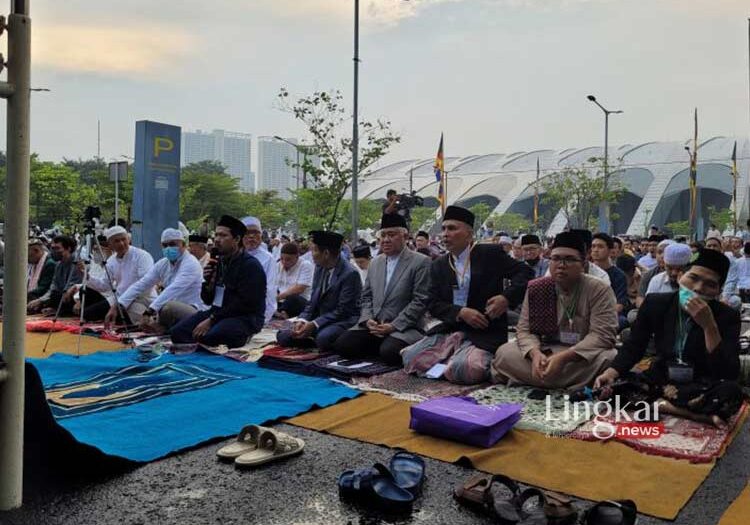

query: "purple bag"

left=409, top=396, right=522, bottom=448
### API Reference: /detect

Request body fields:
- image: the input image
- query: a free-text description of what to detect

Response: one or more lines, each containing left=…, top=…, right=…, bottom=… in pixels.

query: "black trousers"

left=48, top=288, right=106, bottom=318
left=82, top=291, right=129, bottom=323
left=333, top=329, right=409, bottom=366
left=278, top=295, right=308, bottom=318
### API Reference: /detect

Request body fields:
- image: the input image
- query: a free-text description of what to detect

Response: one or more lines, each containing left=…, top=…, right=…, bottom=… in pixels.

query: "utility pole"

left=0, top=0, right=32, bottom=511
left=351, top=0, right=359, bottom=242
left=97, top=118, right=100, bottom=159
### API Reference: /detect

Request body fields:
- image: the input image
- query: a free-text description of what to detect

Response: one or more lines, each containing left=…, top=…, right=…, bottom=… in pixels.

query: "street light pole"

left=273, top=135, right=302, bottom=191
left=587, top=95, right=623, bottom=234
left=351, top=0, right=360, bottom=242
left=0, top=0, right=31, bottom=511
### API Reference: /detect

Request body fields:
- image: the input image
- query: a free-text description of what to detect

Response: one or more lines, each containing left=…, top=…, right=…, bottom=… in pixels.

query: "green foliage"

left=707, top=206, right=735, bottom=233
left=30, top=160, right=98, bottom=228
left=469, top=202, right=491, bottom=230
left=180, top=161, right=248, bottom=222
left=284, top=188, right=382, bottom=237
left=666, top=220, right=690, bottom=236
left=278, top=88, right=400, bottom=230
left=410, top=206, right=439, bottom=231
left=487, top=212, right=531, bottom=235
left=541, top=163, right=624, bottom=231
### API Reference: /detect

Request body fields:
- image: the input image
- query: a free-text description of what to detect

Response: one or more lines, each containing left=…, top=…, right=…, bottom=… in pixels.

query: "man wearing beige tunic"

left=491, top=231, right=618, bottom=391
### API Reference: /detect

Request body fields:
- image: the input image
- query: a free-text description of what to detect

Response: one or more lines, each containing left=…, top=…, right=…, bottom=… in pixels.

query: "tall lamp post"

left=587, top=95, right=623, bottom=234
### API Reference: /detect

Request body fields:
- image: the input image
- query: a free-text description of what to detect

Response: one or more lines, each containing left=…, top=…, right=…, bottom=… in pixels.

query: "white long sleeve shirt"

left=117, top=251, right=205, bottom=312
left=88, top=246, right=156, bottom=303
left=248, top=247, right=278, bottom=323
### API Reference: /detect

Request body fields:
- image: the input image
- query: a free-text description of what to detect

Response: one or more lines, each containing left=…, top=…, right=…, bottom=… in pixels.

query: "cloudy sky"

left=6, top=0, right=750, bottom=171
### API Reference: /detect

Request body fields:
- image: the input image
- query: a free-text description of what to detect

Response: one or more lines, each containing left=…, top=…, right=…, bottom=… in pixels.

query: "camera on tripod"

left=82, top=206, right=102, bottom=235
left=396, top=191, right=424, bottom=210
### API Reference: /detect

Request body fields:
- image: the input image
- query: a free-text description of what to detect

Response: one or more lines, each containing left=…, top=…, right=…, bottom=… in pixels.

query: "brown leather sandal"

left=541, top=491, right=577, bottom=524
left=453, top=474, right=494, bottom=507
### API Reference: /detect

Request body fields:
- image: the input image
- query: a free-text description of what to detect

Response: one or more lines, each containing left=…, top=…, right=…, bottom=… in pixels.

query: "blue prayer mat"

left=29, top=349, right=359, bottom=462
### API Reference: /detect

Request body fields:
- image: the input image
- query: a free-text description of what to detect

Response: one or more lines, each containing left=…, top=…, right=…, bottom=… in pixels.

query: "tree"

left=410, top=206, right=439, bottom=232
left=277, top=88, right=400, bottom=230
left=487, top=212, right=531, bottom=235
left=707, top=206, right=734, bottom=233
left=29, top=160, right=97, bottom=228
left=541, top=163, right=624, bottom=231
left=180, top=161, right=248, bottom=226
left=243, top=189, right=288, bottom=231
left=665, top=220, right=690, bottom=236
left=469, top=202, right=492, bottom=230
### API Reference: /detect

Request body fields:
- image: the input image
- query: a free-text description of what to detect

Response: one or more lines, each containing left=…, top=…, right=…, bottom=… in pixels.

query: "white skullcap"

left=498, top=235, right=512, bottom=245
left=663, top=243, right=692, bottom=266
left=657, top=239, right=675, bottom=248
left=105, top=225, right=128, bottom=239
left=161, top=228, right=184, bottom=243
left=241, top=216, right=261, bottom=229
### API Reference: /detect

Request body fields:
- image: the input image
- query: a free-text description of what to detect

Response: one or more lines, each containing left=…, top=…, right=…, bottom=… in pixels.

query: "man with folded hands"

left=276, top=230, right=362, bottom=352
left=401, top=205, right=533, bottom=384
left=491, top=231, right=618, bottom=390
left=333, top=214, right=431, bottom=365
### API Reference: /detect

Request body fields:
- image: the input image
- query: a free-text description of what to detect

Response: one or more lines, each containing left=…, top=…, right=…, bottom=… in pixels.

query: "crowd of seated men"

left=24, top=209, right=746, bottom=427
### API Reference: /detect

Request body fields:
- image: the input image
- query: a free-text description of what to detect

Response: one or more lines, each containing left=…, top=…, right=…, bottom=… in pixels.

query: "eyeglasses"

left=549, top=256, right=583, bottom=265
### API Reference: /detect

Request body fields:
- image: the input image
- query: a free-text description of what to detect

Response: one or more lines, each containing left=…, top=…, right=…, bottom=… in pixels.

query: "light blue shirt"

left=723, top=255, right=739, bottom=298
left=452, top=245, right=472, bottom=306
left=736, top=256, right=750, bottom=290
left=385, top=250, right=403, bottom=290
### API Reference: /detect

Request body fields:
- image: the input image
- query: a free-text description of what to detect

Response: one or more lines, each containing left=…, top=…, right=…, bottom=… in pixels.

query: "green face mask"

left=678, top=285, right=695, bottom=310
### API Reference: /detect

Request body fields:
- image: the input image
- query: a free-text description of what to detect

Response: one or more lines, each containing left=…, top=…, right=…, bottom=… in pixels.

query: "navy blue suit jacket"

left=301, top=255, right=361, bottom=330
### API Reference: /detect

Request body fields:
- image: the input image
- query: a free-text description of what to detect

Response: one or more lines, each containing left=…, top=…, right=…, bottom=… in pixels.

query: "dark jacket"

left=428, top=243, right=533, bottom=352
left=28, top=257, right=57, bottom=300
left=202, top=250, right=266, bottom=333
left=301, top=255, right=362, bottom=330
left=611, top=292, right=740, bottom=383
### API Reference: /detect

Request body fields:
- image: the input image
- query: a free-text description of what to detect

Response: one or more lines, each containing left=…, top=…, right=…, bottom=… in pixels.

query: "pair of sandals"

left=217, top=425, right=305, bottom=468
left=454, top=474, right=637, bottom=525
left=338, top=452, right=426, bottom=512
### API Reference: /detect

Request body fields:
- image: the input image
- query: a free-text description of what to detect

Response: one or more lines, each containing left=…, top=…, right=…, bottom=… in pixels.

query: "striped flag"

left=732, top=140, right=738, bottom=232
left=533, top=157, right=540, bottom=227
left=688, top=108, right=698, bottom=236
left=434, top=133, right=445, bottom=214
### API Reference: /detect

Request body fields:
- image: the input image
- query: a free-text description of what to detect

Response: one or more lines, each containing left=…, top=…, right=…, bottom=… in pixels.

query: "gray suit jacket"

left=354, top=248, right=431, bottom=344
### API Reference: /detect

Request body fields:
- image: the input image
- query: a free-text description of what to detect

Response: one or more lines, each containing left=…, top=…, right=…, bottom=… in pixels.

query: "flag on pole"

left=732, top=140, right=738, bottom=233
left=434, top=133, right=446, bottom=214
left=688, top=108, right=698, bottom=235
left=533, top=157, right=540, bottom=227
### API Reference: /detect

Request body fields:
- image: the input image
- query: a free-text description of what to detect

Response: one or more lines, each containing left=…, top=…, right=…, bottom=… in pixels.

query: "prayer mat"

left=351, top=370, right=487, bottom=402
left=468, top=385, right=593, bottom=436
left=569, top=402, right=749, bottom=463
left=1, top=322, right=127, bottom=359
left=718, top=482, right=750, bottom=525
left=288, top=393, right=715, bottom=520
left=28, top=349, right=358, bottom=462
left=26, top=319, right=80, bottom=333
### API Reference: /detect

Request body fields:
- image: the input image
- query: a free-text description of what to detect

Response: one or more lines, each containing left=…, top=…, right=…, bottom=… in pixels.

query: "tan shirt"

left=516, top=274, right=618, bottom=362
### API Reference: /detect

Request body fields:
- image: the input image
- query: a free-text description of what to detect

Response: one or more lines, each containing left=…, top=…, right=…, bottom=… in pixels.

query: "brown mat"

left=288, top=393, right=713, bottom=520
left=0, top=323, right=127, bottom=358
left=719, top=482, right=750, bottom=525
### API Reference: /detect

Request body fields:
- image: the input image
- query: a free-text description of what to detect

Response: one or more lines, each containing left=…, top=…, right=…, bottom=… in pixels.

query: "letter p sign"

left=154, top=137, right=174, bottom=158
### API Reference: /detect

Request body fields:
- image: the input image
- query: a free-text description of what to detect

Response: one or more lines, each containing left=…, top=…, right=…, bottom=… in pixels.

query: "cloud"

left=34, top=24, right=194, bottom=78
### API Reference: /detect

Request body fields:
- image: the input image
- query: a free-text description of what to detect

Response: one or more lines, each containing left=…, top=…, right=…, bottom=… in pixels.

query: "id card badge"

left=213, top=285, right=225, bottom=308
left=668, top=362, right=694, bottom=383
left=559, top=331, right=580, bottom=345
left=452, top=285, right=468, bottom=307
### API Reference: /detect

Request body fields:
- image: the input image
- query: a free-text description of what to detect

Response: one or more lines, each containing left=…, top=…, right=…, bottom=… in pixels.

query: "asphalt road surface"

left=1, top=414, right=748, bottom=525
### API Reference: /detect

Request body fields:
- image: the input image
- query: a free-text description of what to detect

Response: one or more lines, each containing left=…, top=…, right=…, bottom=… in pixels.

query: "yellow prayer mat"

left=0, top=323, right=127, bottom=358
left=288, top=393, right=714, bottom=520
left=718, top=482, right=750, bottom=525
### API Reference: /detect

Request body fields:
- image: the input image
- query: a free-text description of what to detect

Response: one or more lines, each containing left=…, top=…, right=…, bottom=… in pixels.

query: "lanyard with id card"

left=558, top=284, right=581, bottom=346
left=213, top=285, right=225, bottom=308
left=668, top=308, right=694, bottom=383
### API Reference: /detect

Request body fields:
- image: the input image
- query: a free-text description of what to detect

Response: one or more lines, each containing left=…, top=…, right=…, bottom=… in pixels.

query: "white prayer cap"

left=664, top=243, right=692, bottom=266
left=161, top=228, right=184, bottom=243
left=498, top=235, right=512, bottom=245
left=105, top=225, right=128, bottom=239
left=657, top=239, right=675, bottom=249
left=241, top=216, right=261, bottom=229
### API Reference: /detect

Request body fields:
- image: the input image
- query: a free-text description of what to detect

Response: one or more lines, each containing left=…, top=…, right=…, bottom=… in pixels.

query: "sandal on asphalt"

left=388, top=452, right=426, bottom=496
left=216, top=424, right=268, bottom=461
left=234, top=429, right=304, bottom=468
left=488, top=475, right=523, bottom=524
left=453, top=473, right=494, bottom=508
left=338, top=463, right=414, bottom=512
left=581, top=500, right=637, bottom=525
left=541, top=491, right=578, bottom=524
